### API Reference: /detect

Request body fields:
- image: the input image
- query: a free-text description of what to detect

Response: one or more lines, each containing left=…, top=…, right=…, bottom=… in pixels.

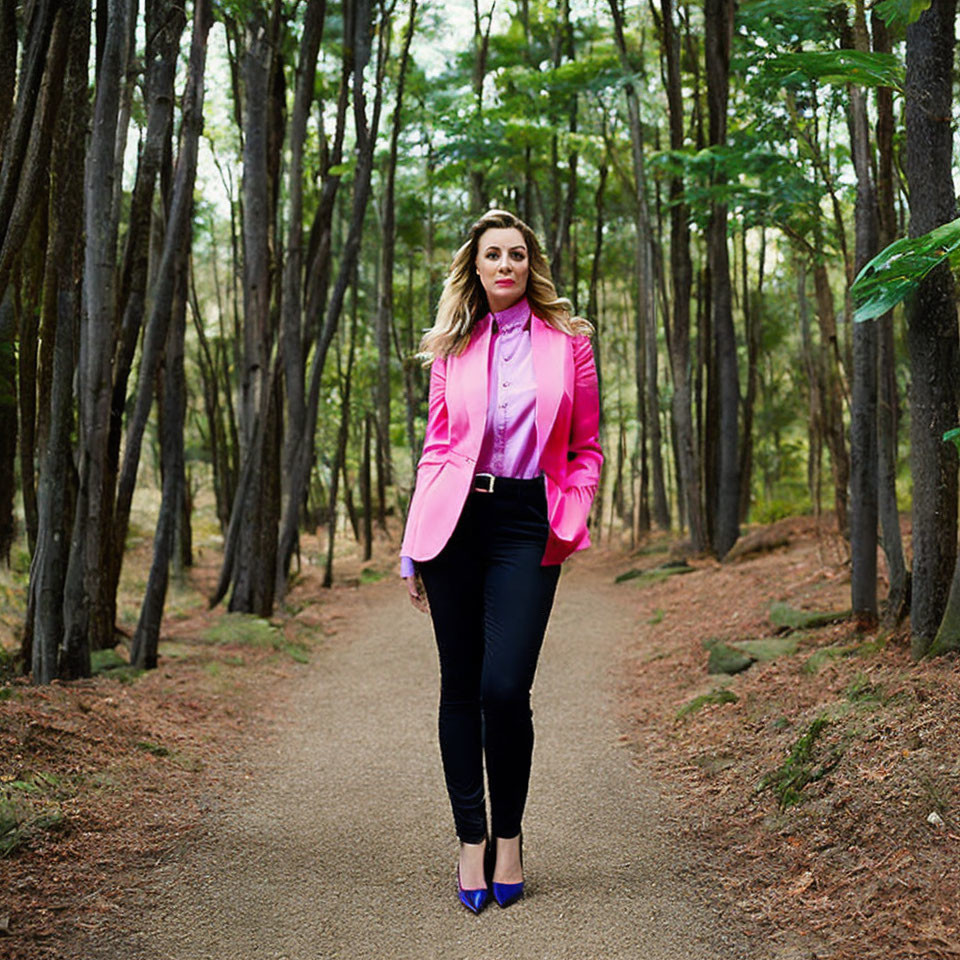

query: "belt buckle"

left=474, top=473, right=495, bottom=494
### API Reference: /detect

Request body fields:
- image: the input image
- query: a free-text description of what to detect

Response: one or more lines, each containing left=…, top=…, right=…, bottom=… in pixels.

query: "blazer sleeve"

left=565, top=335, right=603, bottom=492
left=556, top=335, right=602, bottom=539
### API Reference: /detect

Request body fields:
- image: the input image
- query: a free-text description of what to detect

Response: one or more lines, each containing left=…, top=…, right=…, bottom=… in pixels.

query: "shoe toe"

left=492, top=880, right=524, bottom=908
left=459, top=886, right=489, bottom=914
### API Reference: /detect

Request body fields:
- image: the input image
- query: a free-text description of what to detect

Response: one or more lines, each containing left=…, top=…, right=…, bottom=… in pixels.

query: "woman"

left=400, top=209, right=602, bottom=914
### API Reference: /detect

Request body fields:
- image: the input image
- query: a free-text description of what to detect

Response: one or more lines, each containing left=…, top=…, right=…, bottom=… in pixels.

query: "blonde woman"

left=400, top=209, right=602, bottom=913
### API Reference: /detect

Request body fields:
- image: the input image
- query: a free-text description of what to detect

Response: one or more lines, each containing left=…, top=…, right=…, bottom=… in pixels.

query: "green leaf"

left=875, top=0, right=932, bottom=27
left=944, top=428, right=960, bottom=452
left=851, top=217, right=960, bottom=322
left=765, top=50, right=904, bottom=90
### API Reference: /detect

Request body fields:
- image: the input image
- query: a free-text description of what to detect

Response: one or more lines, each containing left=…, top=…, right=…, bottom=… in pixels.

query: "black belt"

left=472, top=473, right=543, bottom=497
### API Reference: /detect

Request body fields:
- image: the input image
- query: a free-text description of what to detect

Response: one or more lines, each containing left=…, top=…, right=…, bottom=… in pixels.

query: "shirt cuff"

left=400, top=555, right=416, bottom=578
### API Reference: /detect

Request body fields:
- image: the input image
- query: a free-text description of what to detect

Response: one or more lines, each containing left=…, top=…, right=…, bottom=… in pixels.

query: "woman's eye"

left=511, top=251, right=526, bottom=260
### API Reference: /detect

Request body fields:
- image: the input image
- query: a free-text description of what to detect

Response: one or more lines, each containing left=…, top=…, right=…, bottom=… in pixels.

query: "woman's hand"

left=404, top=573, right=429, bottom=614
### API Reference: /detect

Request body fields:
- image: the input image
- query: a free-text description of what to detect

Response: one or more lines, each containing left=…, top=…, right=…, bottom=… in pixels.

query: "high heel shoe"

left=457, top=839, right=489, bottom=914
left=490, top=832, right=524, bottom=908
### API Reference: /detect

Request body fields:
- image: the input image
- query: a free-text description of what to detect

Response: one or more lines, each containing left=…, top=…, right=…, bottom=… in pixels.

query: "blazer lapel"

left=450, top=315, right=493, bottom=456
left=531, top=314, right=565, bottom=458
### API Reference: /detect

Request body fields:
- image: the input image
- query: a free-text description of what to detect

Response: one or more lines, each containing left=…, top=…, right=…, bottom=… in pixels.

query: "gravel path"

left=92, top=554, right=752, bottom=960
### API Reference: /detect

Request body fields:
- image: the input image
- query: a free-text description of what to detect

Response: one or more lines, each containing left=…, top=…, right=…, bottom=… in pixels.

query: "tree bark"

left=374, top=0, right=416, bottom=513
left=704, top=0, right=739, bottom=558
left=128, top=0, right=210, bottom=668
left=812, top=252, right=849, bottom=535
left=905, top=0, right=960, bottom=657
left=279, top=0, right=325, bottom=570
left=847, top=0, right=879, bottom=628
left=609, top=0, right=667, bottom=532
left=104, top=0, right=185, bottom=630
left=469, top=0, right=494, bottom=211
left=62, top=0, right=130, bottom=672
left=324, top=279, right=359, bottom=588
left=0, top=289, right=15, bottom=562
left=738, top=224, right=763, bottom=524
left=0, top=0, right=60, bottom=261
left=662, top=0, right=705, bottom=550
left=272, top=0, right=384, bottom=602
left=0, top=0, right=16, bottom=152
left=872, top=10, right=908, bottom=624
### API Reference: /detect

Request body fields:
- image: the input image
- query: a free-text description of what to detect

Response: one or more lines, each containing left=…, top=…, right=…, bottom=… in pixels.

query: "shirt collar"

left=489, top=295, right=531, bottom=333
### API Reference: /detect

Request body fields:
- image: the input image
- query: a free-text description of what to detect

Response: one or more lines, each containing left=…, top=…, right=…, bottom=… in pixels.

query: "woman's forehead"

left=477, top=227, right=526, bottom=251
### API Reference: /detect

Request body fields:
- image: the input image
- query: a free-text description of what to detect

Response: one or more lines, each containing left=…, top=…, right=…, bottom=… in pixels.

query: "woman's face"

left=474, top=226, right=529, bottom=313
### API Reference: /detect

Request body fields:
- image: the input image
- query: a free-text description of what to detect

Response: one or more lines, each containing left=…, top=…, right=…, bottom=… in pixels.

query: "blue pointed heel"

left=490, top=832, right=524, bottom=908
left=457, top=839, right=489, bottom=914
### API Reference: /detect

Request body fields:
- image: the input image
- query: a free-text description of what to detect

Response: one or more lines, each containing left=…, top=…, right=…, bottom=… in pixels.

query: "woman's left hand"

left=405, top=573, right=429, bottom=614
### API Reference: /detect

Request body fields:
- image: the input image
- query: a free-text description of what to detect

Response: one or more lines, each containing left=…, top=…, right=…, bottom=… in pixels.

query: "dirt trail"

left=85, top=553, right=752, bottom=960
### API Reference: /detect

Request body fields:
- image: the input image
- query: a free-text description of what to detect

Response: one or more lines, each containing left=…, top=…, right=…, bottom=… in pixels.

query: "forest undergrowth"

left=618, top=517, right=960, bottom=960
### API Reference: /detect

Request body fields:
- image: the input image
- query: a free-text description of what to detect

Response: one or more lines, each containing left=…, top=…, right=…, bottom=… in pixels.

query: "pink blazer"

left=400, top=312, right=603, bottom=567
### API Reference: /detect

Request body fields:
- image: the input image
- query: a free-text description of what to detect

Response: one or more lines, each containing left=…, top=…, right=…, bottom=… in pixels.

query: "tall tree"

left=130, top=0, right=212, bottom=668
left=904, top=0, right=959, bottom=657
left=871, top=10, right=907, bottom=625
left=609, top=0, right=668, bottom=533
left=704, top=0, right=739, bottom=557
left=661, top=0, right=705, bottom=550
left=374, top=0, right=417, bottom=523
left=847, top=0, right=879, bottom=628
left=27, top=0, right=90, bottom=684
left=61, top=0, right=131, bottom=675
left=279, top=0, right=325, bottom=578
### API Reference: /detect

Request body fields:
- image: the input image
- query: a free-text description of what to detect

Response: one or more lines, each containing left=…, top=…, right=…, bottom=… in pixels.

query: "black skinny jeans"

left=418, top=476, right=561, bottom=844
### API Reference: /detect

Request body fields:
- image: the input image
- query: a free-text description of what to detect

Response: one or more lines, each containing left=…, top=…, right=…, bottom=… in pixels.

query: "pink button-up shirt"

left=400, top=296, right=539, bottom=578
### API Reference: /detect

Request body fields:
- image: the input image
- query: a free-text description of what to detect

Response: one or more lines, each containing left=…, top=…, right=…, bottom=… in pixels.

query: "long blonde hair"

left=419, top=209, right=594, bottom=362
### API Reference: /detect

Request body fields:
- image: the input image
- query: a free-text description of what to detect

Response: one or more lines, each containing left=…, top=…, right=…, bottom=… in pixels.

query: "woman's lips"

left=495, top=279, right=514, bottom=285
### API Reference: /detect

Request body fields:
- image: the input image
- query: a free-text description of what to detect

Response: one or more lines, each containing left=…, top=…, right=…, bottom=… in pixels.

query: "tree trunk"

left=104, top=0, right=185, bottom=630
left=272, top=0, right=384, bottom=602
left=704, top=0, right=739, bottom=558
left=469, top=0, right=493, bottom=211
left=662, top=0, right=705, bottom=550
left=279, top=0, right=325, bottom=555
left=0, top=0, right=16, bottom=152
left=361, top=410, right=373, bottom=561
left=0, top=0, right=60, bottom=261
left=272, top=14, right=351, bottom=595
left=609, top=0, right=665, bottom=532
left=109, top=0, right=202, bottom=626
left=0, top=290, right=15, bottom=562
left=130, top=224, right=188, bottom=668
left=812, top=254, right=849, bottom=535
left=738, top=224, right=763, bottom=524
left=905, top=0, right=960, bottom=657
left=27, top=0, right=88, bottom=683
left=374, top=0, right=416, bottom=512
left=873, top=9, right=908, bottom=624
left=128, top=0, right=210, bottom=668
left=847, top=1, right=879, bottom=628
left=324, top=279, right=359, bottom=588
left=62, top=0, right=130, bottom=672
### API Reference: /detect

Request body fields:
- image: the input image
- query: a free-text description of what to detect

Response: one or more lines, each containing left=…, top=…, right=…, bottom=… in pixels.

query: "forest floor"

left=0, top=514, right=958, bottom=959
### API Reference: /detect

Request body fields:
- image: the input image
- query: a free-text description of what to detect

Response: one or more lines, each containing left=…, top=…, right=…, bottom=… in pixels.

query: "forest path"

left=93, top=552, right=752, bottom=960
